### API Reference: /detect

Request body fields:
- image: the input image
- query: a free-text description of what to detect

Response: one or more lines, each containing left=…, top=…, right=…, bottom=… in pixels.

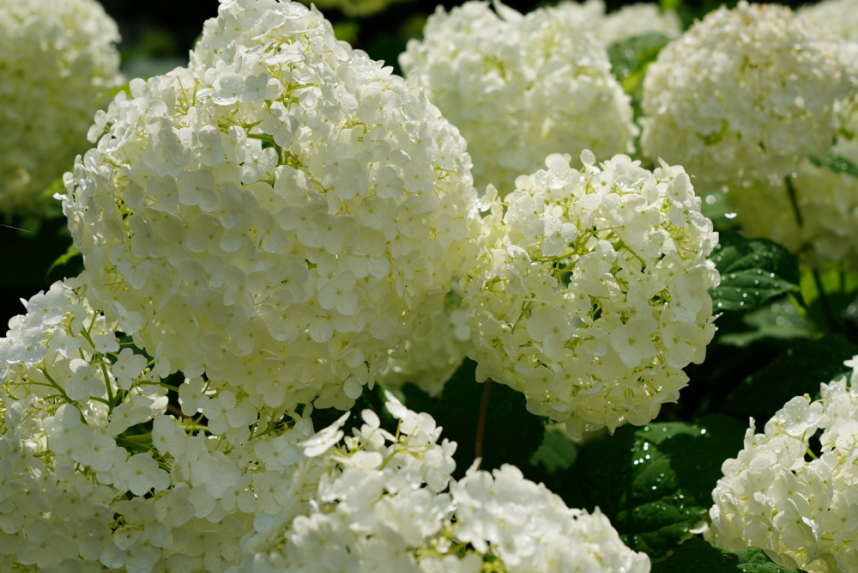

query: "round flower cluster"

left=0, top=0, right=121, bottom=217
left=239, top=391, right=651, bottom=573
left=62, top=0, right=480, bottom=413
left=707, top=360, right=858, bottom=573
left=466, top=152, right=719, bottom=437
left=400, top=1, right=637, bottom=193
left=798, top=0, right=858, bottom=43
left=555, top=0, right=682, bottom=46
left=640, top=1, right=854, bottom=187
left=728, top=103, right=858, bottom=269
left=0, top=279, right=343, bottom=573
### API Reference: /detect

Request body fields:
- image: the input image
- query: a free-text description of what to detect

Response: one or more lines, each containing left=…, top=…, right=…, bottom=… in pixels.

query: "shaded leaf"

left=558, top=415, right=746, bottom=558
left=721, top=334, right=856, bottom=420
left=652, top=538, right=806, bottom=573
left=709, top=233, right=800, bottom=313
left=529, top=428, right=578, bottom=477
left=718, top=297, right=812, bottom=348
left=401, top=359, right=544, bottom=479
left=808, top=150, right=858, bottom=179
left=608, top=33, right=672, bottom=95
left=795, top=265, right=858, bottom=334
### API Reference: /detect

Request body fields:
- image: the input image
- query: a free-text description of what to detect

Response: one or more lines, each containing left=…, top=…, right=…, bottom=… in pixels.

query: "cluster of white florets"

left=466, top=152, right=719, bottom=437
left=728, top=101, right=858, bottom=268
left=798, top=0, right=858, bottom=43
left=640, top=1, right=853, bottom=187
left=62, top=0, right=480, bottom=413
left=399, top=1, right=636, bottom=193
left=0, top=279, right=342, bottom=573
left=238, top=391, right=650, bottom=573
left=554, top=0, right=682, bottom=45
left=0, top=0, right=121, bottom=217
left=708, top=360, right=858, bottom=573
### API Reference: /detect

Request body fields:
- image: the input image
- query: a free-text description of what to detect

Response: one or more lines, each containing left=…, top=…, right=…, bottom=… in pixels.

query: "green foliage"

left=402, top=359, right=545, bottom=478
left=808, top=150, right=858, bottom=179
left=608, top=33, right=672, bottom=96
left=557, top=415, right=746, bottom=558
left=529, top=427, right=578, bottom=477
left=709, top=232, right=800, bottom=313
left=722, top=334, right=857, bottom=420
left=795, top=265, right=858, bottom=334
left=718, top=297, right=812, bottom=347
left=652, top=539, right=806, bottom=573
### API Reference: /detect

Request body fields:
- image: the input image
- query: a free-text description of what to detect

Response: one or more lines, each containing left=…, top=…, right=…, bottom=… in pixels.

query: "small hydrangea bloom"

left=63, top=0, right=480, bottom=412
left=400, top=1, right=637, bottom=193
left=238, top=392, right=650, bottom=573
left=0, top=0, right=121, bottom=216
left=640, top=1, right=854, bottom=187
left=708, top=359, right=858, bottom=573
left=729, top=103, right=858, bottom=269
left=555, top=0, right=682, bottom=45
left=466, top=152, right=719, bottom=437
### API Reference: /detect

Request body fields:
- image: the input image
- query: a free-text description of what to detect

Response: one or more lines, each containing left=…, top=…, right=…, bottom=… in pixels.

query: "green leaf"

left=718, top=297, right=812, bottom=347
left=46, top=243, right=82, bottom=279
left=608, top=33, right=672, bottom=95
left=652, top=539, right=806, bottom=573
left=558, top=415, right=746, bottom=558
left=808, top=150, right=858, bottom=179
left=709, top=233, right=800, bottom=313
left=401, top=359, right=545, bottom=479
left=795, top=265, right=858, bottom=334
left=721, top=334, right=857, bottom=420
left=529, top=427, right=578, bottom=477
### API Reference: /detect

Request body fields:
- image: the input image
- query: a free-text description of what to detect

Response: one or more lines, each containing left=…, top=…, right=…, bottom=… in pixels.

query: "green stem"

left=475, top=379, right=493, bottom=465
left=784, top=175, right=804, bottom=228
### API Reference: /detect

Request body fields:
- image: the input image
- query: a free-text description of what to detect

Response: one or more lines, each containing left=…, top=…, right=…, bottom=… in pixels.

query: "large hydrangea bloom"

left=62, top=0, right=480, bottom=412
left=400, top=1, right=636, bottom=193
left=467, top=152, right=719, bottom=437
left=640, top=1, right=853, bottom=187
left=0, top=0, right=121, bottom=216
left=708, top=357, right=858, bottom=573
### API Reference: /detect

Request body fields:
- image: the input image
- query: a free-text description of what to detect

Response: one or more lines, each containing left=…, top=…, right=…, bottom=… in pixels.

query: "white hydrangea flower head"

left=63, top=0, right=480, bottom=413
left=379, top=291, right=471, bottom=397
left=466, top=152, right=719, bottom=437
left=238, top=391, right=649, bottom=573
left=640, top=1, right=854, bottom=187
left=729, top=102, right=858, bottom=269
left=300, top=0, right=408, bottom=18
left=0, top=278, right=336, bottom=573
left=400, top=1, right=637, bottom=193
left=707, top=359, right=858, bottom=573
left=451, top=464, right=651, bottom=573
left=0, top=0, right=121, bottom=217
left=798, top=0, right=858, bottom=43
left=238, top=391, right=460, bottom=573
left=555, top=0, right=682, bottom=45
